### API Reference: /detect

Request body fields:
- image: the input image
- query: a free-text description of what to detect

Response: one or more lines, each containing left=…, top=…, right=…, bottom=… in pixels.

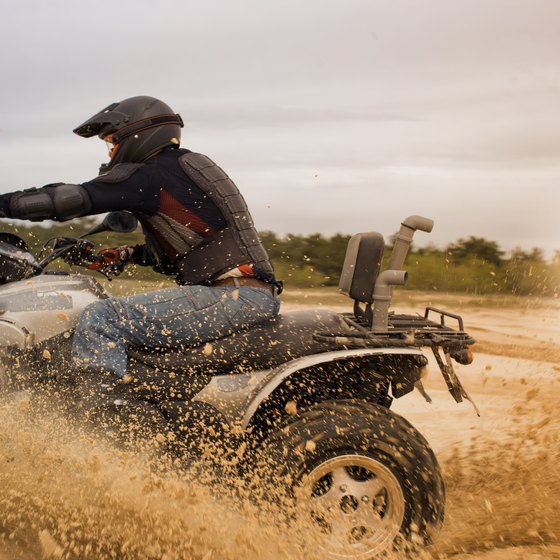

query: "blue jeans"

left=72, top=285, right=280, bottom=376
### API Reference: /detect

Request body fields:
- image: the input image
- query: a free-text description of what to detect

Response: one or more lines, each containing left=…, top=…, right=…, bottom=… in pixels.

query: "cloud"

left=0, top=0, right=559, bottom=257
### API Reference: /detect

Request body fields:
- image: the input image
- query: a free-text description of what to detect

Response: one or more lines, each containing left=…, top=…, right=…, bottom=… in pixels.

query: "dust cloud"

left=0, top=396, right=314, bottom=560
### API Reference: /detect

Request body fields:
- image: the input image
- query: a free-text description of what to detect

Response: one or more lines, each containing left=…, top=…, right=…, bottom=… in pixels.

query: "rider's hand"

left=88, top=246, right=132, bottom=273
left=59, top=238, right=95, bottom=265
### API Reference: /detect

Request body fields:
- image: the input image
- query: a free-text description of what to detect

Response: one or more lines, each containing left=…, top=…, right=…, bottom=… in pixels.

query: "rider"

left=0, top=96, right=281, bottom=389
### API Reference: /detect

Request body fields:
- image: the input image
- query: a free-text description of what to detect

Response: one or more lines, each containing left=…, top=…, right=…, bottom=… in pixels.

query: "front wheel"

left=252, top=399, right=444, bottom=558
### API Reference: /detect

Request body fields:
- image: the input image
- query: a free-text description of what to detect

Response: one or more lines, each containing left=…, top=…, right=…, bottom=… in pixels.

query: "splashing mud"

left=0, top=395, right=317, bottom=560
left=1, top=301, right=559, bottom=559
left=1, top=399, right=558, bottom=560
left=435, top=416, right=560, bottom=558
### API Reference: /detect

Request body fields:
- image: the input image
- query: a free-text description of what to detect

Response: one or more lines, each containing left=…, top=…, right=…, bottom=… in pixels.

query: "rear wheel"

left=252, top=399, right=444, bottom=558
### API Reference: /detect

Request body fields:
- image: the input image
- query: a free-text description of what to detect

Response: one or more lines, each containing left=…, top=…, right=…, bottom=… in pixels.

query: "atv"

left=0, top=213, right=476, bottom=558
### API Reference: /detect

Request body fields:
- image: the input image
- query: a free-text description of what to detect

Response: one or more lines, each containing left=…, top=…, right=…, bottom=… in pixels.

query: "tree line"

left=1, top=218, right=558, bottom=297
left=260, top=231, right=559, bottom=297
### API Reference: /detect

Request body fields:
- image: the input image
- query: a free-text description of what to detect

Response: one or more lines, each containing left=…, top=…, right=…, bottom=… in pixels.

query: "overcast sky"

left=1, top=0, right=559, bottom=257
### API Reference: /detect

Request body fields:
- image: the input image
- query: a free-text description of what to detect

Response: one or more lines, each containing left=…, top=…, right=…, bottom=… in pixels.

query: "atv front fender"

left=193, top=347, right=425, bottom=429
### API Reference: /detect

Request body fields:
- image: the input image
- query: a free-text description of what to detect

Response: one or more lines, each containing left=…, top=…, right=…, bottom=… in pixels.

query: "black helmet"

left=73, top=96, right=184, bottom=172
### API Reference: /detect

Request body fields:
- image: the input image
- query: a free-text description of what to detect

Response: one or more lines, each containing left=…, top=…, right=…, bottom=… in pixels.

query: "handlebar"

left=38, top=237, right=96, bottom=268
left=38, top=237, right=124, bottom=280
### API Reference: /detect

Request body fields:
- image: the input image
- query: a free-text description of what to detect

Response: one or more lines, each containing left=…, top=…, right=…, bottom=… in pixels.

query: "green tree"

left=509, top=247, right=545, bottom=263
left=503, top=247, right=552, bottom=295
left=446, top=236, right=505, bottom=266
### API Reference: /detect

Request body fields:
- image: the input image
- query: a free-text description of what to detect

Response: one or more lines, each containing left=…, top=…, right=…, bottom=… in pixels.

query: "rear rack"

left=313, top=307, right=475, bottom=350
left=423, top=306, right=465, bottom=331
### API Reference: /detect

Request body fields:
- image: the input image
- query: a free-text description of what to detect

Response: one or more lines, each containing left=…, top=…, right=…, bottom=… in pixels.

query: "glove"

left=58, top=238, right=95, bottom=265
left=88, top=246, right=132, bottom=277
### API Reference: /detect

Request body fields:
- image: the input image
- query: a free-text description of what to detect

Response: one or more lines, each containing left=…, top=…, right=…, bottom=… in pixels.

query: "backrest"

left=338, top=232, right=385, bottom=304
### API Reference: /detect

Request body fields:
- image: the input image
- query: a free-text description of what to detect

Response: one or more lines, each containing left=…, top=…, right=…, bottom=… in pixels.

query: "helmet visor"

left=73, top=103, right=130, bottom=138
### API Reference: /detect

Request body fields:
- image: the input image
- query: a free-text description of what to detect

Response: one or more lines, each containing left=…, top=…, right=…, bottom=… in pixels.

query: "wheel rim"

left=300, top=454, right=405, bottom=558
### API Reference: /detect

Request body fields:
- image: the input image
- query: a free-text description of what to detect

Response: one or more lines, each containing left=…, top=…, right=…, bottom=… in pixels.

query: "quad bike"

left=0, top=213, right=476, bottom=558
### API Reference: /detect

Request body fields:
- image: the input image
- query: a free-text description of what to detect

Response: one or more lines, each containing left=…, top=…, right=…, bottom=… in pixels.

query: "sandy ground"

left=390, top=301, right=560, bottom=559
left=0, top=294, right=558, bottom=559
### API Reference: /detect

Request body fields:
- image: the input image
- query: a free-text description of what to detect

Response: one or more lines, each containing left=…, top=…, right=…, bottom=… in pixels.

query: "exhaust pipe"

left=388, top=215, right=434, bottom=271
left=372, top=270, right=408, bottom=330
left=371, top=215, right=433, bottom=330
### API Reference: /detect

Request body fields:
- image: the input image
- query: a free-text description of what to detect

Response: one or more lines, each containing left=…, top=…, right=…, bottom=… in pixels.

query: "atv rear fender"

left=193, top=347, right=427, bottom=430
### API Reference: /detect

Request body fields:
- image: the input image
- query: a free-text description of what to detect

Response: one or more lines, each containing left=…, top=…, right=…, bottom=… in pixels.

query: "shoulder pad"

left=94, top=163, right=145, bottom=184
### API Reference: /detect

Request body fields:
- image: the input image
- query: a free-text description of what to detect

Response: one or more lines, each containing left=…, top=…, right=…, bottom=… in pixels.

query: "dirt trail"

left=1, top=296, right=559, bottom=559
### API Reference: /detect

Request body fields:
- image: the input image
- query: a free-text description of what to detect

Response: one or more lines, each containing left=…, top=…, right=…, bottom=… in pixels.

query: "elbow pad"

left=10, top=184, right=93, bottom=221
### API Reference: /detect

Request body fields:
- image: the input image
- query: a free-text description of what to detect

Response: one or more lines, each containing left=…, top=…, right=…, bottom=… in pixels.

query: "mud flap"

left=432, top=346, right=480, bottom=416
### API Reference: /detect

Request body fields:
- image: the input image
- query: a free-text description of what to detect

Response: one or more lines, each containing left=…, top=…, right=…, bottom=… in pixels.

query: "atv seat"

left=127, top=309, right=349, bottom=377
left=338, top=232, right=385, bottom=323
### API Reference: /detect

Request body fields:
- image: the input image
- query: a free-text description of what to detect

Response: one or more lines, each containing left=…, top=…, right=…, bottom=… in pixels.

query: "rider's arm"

left=0, top=162, right=159, bottom=221
left=0, top=183, right=93, bottom=221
